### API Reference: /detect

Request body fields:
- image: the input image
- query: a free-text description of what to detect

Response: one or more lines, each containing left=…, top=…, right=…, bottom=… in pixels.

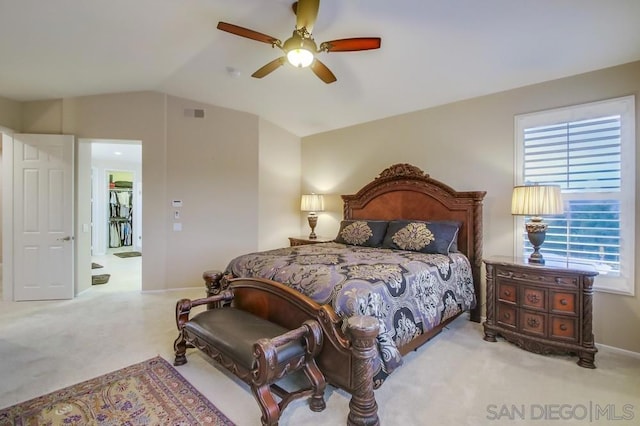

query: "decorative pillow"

left=436, top=220, right=463, bottom=252
left=381, top=220, right=460, bottom=255
left=334, top=220, right=389, bottom=247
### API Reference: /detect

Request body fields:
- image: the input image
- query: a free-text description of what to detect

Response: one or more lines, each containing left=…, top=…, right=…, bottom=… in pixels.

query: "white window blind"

left=515, top=96, right=635, bottom=295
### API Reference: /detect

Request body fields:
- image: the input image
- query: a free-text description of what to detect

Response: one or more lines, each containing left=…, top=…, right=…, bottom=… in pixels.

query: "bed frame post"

left=470, top=196, right=484, bottom=323
left=346, top=316, right=380, bottom=426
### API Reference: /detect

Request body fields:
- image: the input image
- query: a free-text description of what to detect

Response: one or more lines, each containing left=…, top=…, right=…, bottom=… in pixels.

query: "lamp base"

left=526, top=227, right=547, bottom=265
left=528, top=251, right=545, bottom=265
left=307, top=214, right=318, bottom=240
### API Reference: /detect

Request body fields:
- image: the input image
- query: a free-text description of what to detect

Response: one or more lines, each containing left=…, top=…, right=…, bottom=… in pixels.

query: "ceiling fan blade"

left=310, top=59, right=337, bottom=84
left=320, top=37, right=381, bottom=52
left=217, top=22, right=280, bottom=45
left=294, top=0, right=320, bottom=33
left=252, top=57, right=287, bottom=78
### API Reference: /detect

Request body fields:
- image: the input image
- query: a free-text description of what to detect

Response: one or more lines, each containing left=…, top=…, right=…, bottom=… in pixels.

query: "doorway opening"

left=88, top=140, right=142, bottom=292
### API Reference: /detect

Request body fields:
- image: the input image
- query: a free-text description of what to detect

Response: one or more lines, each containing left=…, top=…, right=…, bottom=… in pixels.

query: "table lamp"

left=300, top=193, right=325, bottom=239
left=511, top=184, right=564, bottom=264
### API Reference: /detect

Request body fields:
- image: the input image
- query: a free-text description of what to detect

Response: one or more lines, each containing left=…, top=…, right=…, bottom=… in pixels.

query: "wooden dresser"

left=483, top=256, right=598, bottom=368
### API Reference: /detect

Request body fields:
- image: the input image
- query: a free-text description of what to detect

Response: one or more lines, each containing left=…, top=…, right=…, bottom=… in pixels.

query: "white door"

left=13, top=134, right=74, bottom=300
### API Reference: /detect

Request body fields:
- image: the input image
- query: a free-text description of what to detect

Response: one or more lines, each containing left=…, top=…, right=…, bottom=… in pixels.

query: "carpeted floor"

left=113, top=251, right=141, bottom=258
left=1, top=273, right=638, bottom=425
left=0, top=356, right=234, bottom=425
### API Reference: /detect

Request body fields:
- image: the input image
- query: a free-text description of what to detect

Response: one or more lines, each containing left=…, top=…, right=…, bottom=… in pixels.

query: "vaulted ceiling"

left=1, top=0, right=639, bottom=136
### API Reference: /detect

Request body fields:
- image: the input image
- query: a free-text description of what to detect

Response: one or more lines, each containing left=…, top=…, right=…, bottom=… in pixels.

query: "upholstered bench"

left=173, top=288, right=326, bottom=426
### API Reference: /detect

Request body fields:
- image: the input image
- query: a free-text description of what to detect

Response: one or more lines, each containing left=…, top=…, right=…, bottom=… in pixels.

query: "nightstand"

left=483, top=256, right=598, bottom=368
left=288, top=236, right=334, bottom=247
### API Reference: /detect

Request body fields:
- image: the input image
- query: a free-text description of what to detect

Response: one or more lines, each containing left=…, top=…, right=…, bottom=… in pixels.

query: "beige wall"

left=301, top=60, right=640, bottom=353
left=75, top=142, right=92, bottom=295
left=165, top=95, right=260, bottom=287
left=0, top=96, right=21, bottom=131
left=5, top=91, right=300, bottom=292
left=22, top=100, right=63, bottom=133
left=258, top=118, right=301, bottom=251
left=0, top=98, right=22, bottom=264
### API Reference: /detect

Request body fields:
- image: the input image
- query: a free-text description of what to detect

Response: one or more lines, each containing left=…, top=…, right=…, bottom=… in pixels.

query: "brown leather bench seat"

left=183, top=307, right=305, bottom=370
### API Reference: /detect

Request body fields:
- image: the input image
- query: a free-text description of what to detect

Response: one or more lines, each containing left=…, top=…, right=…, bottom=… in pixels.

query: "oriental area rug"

left=0, top=356, right=235, bottom=425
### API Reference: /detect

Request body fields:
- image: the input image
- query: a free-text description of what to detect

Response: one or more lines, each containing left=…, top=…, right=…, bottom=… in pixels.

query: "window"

left=515, top=96, right=635, bottom=295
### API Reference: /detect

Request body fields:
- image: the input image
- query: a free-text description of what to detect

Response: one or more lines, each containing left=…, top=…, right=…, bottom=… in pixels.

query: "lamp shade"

left=300, top=194, right=325, bottom=212
left=511, top=185, right=564, bottom=216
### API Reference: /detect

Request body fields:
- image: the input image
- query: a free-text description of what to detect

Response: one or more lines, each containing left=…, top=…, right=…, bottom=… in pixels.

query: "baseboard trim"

left=596, top=343, right=640, bottom=359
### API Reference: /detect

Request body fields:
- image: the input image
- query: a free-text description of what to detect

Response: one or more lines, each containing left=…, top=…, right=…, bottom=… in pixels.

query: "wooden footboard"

left=208, top=273, right=380, bottom=425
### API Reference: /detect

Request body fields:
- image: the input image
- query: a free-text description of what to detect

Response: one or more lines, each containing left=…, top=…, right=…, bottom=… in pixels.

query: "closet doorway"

left=90, top=140, right=142, bottom=292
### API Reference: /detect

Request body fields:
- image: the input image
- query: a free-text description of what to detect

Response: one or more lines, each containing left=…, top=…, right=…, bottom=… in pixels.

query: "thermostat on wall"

left=172, top=200, right=183, bottom=207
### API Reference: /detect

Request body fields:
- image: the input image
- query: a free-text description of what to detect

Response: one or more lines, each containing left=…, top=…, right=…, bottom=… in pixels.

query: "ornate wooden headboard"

left=342, top=163, right=486, bottom=321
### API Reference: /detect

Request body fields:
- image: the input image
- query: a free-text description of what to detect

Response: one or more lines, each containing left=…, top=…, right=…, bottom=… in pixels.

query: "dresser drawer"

left=551, top=291, right=577, bottom=315
left=521, top=310, right=546, bottom=337
left=497, top=282, right=517, bottom=303
left=483, top=257, right=598, bottom=368
left=496, top=267, right=579, bottom=288
left=550, top=316, right=578, bottom=342
left=497, top=303, right=517, bottom=329
left=522, top=286, right=547, bottom=311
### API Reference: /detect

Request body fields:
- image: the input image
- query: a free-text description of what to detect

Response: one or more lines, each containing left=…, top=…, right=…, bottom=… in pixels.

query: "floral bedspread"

left=225, top=242, right=476, bottom=381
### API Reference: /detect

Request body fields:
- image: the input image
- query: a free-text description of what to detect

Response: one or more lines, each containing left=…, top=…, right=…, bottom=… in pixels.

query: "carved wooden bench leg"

left=301, top=320, right=327, bottom=413
left=173, top=298, right=193, bottom=366
left=346, top=316, right=380, bottom=426
left=252, top=384, right=280, bottom=426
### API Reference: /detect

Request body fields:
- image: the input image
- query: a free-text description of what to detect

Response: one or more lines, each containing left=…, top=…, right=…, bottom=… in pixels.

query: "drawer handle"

left=527, top=294, right=540, bottom=304
left=559, top=324, right=568, bottom=331
left=503, top=312, right=511, bottom=320
left=503, top=290, right=511, bottom=297
left=527, top=318, right=540, bottom=328
left=560, top=298, right=568, bottom=306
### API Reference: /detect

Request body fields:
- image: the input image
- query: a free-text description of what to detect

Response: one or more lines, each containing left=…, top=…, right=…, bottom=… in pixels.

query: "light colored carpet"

left=0, top=265, right=638, bottom=425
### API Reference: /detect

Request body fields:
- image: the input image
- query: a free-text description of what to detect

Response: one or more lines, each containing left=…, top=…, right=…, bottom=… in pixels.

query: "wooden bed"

left=204, top=163, right=485, bottom=421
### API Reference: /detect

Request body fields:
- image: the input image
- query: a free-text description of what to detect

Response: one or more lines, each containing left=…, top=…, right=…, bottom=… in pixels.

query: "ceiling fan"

left=216, top=0, right=381, bottom=84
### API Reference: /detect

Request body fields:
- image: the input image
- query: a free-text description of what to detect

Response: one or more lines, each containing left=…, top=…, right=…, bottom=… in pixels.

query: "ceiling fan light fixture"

left=283, top=30, right=316, bottom=68
left=287, top=48, right=314, bottom=67
left=217, top=1, right=381, bottom=82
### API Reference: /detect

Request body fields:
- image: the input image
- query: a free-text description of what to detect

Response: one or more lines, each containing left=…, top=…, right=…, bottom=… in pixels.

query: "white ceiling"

left=91, top=141, right=141, bottom=163
left=1, top=0, right=639, bottom=137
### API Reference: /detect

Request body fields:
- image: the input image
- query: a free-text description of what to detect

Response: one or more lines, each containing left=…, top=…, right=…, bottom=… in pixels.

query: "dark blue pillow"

left=334, top=220, right=389, bottom=247
left=381, top=220, right=460, bottom=255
